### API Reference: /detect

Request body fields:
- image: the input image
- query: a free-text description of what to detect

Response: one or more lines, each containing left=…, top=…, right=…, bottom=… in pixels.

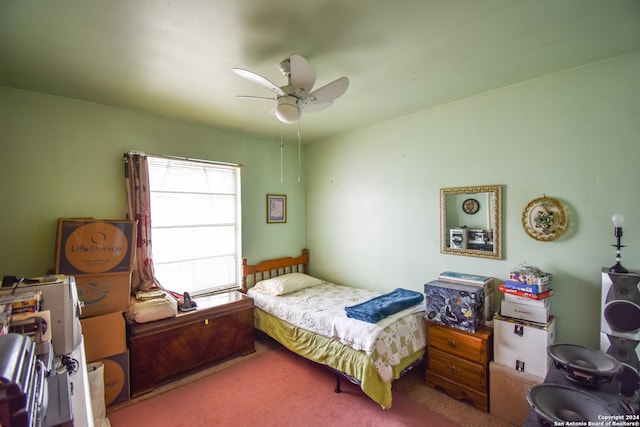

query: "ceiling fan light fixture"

left=274, top=96, right=299, bottom=124
left=233, top=55, right=348, bottom=125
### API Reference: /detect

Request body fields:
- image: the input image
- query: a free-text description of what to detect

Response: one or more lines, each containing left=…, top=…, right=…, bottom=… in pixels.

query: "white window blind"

left=147, top=156, right=241, bottom=296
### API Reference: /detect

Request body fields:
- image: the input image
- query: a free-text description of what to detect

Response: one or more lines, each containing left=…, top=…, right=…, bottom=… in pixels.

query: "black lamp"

left=610, top=214, right=628, bottom=273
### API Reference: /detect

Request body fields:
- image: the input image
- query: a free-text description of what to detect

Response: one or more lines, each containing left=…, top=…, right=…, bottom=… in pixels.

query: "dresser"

left=425, top=320, right=493, bottom=412
left=128, top=291, right=255, bottom=397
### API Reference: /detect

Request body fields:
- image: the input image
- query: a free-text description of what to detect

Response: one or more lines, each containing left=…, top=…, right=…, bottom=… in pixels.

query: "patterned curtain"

left=124, top=151, right=156, bottom=293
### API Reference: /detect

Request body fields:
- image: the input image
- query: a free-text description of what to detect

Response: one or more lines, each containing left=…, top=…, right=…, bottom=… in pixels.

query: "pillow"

left=253, top=272, right=323, bottom=296
left=127, top=295, right=178, bottom=323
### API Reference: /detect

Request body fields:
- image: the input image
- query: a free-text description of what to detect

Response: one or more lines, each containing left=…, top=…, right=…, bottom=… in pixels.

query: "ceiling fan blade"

left=301, top=101, right=333, bottom=113
left=306, top=76, right=349, bottom=103
left=236, top=95, right=277, bottom=101
left=289, top=55, right=316, bottom=94
left=232, top=68, right=286, bottom=96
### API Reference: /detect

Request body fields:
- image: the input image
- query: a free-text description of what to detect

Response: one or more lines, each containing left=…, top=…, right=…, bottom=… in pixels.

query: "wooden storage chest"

left=128, top=291, right=254, bottom=397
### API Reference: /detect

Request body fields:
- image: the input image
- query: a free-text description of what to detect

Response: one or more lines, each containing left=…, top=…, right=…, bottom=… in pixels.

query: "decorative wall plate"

left=522, top=196, right=568, bottom=241
left=462, top=198, right=480, bottom=215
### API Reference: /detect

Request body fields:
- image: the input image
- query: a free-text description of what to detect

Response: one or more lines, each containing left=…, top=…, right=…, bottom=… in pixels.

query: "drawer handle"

left=447, top=338, right=459, bottom=347
left=447, top=364, right=460, bottom=374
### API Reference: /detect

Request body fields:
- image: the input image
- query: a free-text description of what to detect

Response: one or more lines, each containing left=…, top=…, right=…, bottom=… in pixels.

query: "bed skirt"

left=254, top=307, right=425, bottom=409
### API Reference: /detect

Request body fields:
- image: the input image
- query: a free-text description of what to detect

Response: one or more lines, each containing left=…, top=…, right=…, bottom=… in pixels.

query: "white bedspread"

left=331, top=304, right=424, bottom=353
left=247, top=282, right=426, bottom=382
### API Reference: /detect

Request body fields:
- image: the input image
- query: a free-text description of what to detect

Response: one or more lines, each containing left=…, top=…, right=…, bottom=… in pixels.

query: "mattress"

left=247, top=282, right=426, bottom=382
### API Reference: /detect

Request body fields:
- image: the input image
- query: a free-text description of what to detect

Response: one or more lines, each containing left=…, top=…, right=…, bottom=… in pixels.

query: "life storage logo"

left=64, top=222, right=129, bottom=273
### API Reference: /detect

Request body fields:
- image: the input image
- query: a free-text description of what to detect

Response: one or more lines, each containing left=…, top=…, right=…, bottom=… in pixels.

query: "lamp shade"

left=275, top=96, right=299, bottom=124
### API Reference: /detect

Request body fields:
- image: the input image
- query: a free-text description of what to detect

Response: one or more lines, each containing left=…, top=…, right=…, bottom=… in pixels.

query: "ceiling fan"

left=232, top=54, right=349, bottom=124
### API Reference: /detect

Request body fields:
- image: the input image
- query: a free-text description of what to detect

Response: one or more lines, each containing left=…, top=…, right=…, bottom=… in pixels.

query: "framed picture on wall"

left=266, top=194, right=287, bottom=223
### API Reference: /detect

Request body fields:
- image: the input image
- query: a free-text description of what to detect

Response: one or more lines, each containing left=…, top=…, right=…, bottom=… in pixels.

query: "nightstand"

left=424, top=320, right=493, bottom=412
left=128, top=291, right=255, bottom=397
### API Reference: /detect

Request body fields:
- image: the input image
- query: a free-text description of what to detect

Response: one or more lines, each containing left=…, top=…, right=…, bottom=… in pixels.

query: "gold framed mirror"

left=440, top=185, right=503, bottom=260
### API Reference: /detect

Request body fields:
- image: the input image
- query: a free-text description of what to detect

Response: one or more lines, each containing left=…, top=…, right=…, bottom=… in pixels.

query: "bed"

left=241, top=249, right=426, bottom=409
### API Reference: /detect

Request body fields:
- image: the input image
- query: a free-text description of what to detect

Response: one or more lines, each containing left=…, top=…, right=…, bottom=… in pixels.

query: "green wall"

left=2, top=51, right=638, bottom=347
left=306, top=51, right=640, bottom=347
left=0, top=86, right=306, bottom=278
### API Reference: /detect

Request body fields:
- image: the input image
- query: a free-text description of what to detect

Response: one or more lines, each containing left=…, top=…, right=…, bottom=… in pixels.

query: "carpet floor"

left=107, top=333, right=516, bottom=427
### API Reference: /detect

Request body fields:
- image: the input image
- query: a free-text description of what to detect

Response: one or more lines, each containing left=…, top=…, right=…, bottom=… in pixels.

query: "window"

left=147, top=156, right=241, bottom=296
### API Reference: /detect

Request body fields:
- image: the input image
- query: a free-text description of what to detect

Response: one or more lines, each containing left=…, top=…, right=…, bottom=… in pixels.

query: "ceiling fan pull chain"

left=297, top=117, right=302, bottom=183
left=280, top=123, right=285, bottom=183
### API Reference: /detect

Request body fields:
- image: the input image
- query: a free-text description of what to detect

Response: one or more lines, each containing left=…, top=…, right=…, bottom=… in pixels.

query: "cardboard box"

left=76, top=272, right=132, bottom=318
left=478, top=280, right=494, bottom=326
left=494, top=313, right=556, bottom=377
left=424, top=280, right=484, bottom=333
left=490, top=362, right=544, bottom=425
left=56, top=219, right=136, bottom=275
left=80, top=311, right=126, bottom=362
left=83, top=312, right=130, bottom=407
left=438, top=272, right=495, bottom=326
left=500, top=299, right=550, bottom=323
left=100, top=350, right=130, bottom=407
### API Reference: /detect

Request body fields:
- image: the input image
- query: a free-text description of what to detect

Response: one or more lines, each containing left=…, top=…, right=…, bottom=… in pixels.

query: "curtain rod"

left=126, top=151, right=242, bottom=167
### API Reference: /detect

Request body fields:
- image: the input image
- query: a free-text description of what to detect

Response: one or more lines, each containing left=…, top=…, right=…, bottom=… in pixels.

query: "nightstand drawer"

left=428, top=323, right=489, bottom=364
left=428, top=347, right=486, bottom=390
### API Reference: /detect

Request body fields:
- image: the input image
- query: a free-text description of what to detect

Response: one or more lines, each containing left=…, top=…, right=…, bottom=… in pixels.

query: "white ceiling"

left=1, top=1, right=639, bottom=143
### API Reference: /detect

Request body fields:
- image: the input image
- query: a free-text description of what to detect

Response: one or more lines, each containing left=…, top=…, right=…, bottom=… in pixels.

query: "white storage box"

left=494, top=313, right=556, bottom=377
left=504, top=292, right=551, bottom=308
left=501, top=299, right=550, bottom=323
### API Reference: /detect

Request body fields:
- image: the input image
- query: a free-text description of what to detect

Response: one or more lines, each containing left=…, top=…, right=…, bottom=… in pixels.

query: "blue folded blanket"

left=344, top=288, right=424, bottom=324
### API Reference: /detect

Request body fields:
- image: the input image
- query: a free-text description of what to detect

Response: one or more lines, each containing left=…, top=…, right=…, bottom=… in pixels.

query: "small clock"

left=462, top=198, right=480, bottom=215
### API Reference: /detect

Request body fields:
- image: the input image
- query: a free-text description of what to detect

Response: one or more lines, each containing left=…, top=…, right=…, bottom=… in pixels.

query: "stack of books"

left=499, top=267, right=553, bottom=324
